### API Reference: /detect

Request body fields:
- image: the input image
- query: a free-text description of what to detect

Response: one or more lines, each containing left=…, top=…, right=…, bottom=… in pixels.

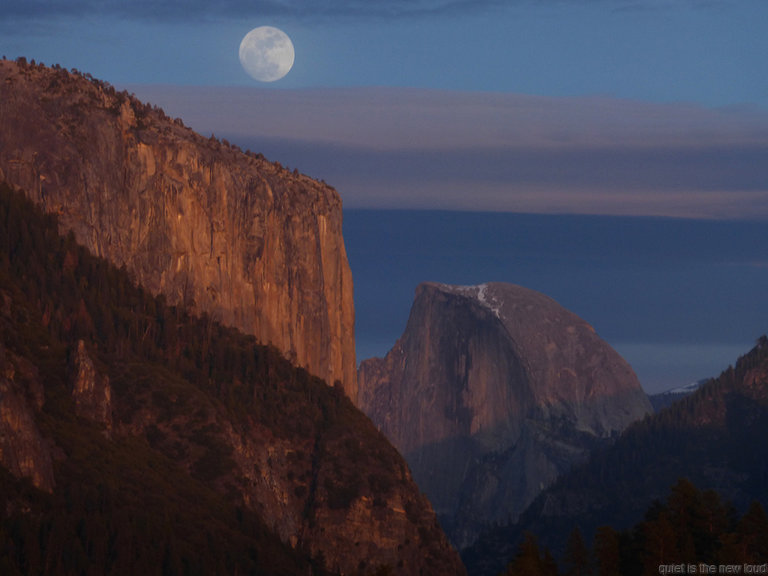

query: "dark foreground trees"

left=501, top=479, right=768, bottom=576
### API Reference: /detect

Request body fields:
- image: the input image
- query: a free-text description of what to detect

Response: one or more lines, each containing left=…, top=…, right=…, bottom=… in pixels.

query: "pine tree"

left=642, top=510, right=681, bottom=575
left=564, top=527, right=592, bottom=576
left=736, top=501, right=768, bottom=562
left=593, top=526, right=621, bottom=576
left=504, top=533, right=558, bottom=576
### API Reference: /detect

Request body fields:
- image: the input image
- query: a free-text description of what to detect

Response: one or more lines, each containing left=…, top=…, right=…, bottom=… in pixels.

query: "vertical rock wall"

left=0, top=59, right=356, bottom=398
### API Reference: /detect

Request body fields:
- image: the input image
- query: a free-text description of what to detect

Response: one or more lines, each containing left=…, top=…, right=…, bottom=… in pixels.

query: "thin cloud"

left=128, top=85, right=768, bottom=219
left=129, top=85, right=768, bottom=151
left=4, top=0, right=718, bottom=24
left=0, top=0, right=507, bottom=23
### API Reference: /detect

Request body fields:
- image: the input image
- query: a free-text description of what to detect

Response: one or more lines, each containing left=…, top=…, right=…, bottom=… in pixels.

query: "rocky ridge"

left=70, top=339, right=113, bottom=433
left=358, top=282, right=652, bottom=548
left=0, top=58, right=356, bottom=398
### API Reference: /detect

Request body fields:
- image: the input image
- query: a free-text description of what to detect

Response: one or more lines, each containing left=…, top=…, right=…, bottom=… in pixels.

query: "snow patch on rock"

left=437, top=283, right=501, bottom=318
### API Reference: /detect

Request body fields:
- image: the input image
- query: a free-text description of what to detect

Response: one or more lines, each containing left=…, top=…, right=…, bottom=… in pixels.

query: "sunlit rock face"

left=359, top=281, right=652, bottom=548
left=0, top=59, right=356, bottom=398
left=70, top=340, right=113, bottom=433
left=0, top=344, right=55, bottom=493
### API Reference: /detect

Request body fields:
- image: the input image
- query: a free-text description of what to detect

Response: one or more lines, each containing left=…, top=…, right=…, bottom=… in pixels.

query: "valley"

left=0, top=58, right=766, bottom=575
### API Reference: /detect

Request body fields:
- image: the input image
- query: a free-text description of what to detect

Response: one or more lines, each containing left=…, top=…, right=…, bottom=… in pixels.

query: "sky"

left=2, top=0, right=768, bottom=105
left=2, top=0, right=767, bottom=393
left=5, top=0, right=767, bottom=217
left=343, top=211, right=768, bottom=394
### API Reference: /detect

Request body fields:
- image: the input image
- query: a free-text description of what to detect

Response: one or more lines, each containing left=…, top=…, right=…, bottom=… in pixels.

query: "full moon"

left=239, top=26, right=295, bottom=82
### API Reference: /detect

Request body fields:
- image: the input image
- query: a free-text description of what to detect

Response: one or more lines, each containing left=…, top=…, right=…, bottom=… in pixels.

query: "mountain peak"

left=425, top=282, right=502, bottom=317
left=419, top=281, right=633, bottom=417
left=359, top=281, right=651, bottom=547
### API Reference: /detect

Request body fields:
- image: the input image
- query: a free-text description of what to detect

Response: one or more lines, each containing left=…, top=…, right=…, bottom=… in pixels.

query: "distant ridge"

left=649, top=379, right=707, bottom=412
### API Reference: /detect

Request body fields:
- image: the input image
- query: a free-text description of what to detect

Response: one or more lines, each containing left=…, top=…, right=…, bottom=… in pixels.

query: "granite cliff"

left=0, top=58, right=355, bottom=398
left=358, top=282, right=652, bottom=547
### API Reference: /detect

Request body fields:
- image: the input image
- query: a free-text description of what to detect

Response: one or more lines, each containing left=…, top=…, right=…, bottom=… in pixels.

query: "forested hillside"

left=0, top=181, right=464, bottom=575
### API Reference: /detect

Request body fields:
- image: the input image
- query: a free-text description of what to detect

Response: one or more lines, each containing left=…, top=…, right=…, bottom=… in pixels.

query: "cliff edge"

left=0, top=58, right=356, bottom=398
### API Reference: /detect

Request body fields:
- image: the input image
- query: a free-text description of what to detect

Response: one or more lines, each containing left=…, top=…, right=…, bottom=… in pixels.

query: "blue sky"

left=2, top=1, right=767, bottom=392
left=2, top=0, right=767, bottom=106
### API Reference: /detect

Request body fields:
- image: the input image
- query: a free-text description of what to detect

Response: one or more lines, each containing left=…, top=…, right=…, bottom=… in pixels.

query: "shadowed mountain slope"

left=0, top=178, right=465, bottom=575
left=463, top=336, right=768, bottom=576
